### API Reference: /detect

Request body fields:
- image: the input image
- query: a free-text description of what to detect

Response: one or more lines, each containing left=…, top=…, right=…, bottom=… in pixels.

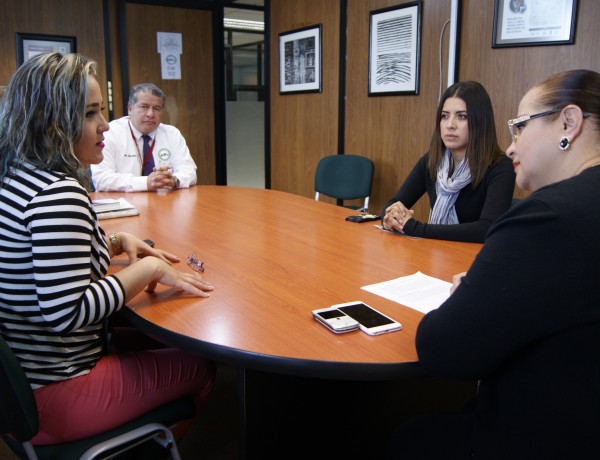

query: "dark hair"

left=128, top=83, right=166, bottom=107
left=428, top=81, right=503, bottom=187
left=533, top=69, right=600, bottom=133
left=0, top=53, right=96, bottom=186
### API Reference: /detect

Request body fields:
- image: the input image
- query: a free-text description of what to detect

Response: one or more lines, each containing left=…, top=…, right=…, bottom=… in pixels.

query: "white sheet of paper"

left=361, top=271, right=452, bottom=314
left=92, top=198, right=136, bottom=213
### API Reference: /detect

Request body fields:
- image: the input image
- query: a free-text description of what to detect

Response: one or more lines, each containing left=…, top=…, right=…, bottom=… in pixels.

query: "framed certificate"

left=492, top=0, right=577, bottom=48
left=16, top=33, right=76, bottom=66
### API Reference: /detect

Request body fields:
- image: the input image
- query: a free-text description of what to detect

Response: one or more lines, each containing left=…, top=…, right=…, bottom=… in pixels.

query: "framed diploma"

left=16, top=33, right=76, bottom=66
left=492, top=0, right=577, bottom=48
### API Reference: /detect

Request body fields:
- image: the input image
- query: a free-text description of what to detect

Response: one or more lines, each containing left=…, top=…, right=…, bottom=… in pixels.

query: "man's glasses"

left=507, top=109, right=558, bottom=144
left=187, top=253, right=205, bottom=272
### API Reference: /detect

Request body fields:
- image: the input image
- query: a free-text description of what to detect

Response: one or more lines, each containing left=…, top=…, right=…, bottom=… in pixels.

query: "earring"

left=559, top=136, right=570, bottom=150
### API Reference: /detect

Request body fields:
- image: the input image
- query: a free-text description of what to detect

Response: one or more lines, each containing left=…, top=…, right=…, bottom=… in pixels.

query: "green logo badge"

left=158, top=148, right=171, bottom=163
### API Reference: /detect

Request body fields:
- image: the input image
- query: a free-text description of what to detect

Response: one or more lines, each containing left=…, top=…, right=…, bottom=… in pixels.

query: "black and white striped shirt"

left=0, top=163, right=125, bottom=389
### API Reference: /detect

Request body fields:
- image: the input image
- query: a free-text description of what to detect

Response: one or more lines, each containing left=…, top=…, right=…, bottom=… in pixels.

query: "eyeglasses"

left=507, top=109, right=559, bottom=144
left=186, top=253, right=205, bottom=272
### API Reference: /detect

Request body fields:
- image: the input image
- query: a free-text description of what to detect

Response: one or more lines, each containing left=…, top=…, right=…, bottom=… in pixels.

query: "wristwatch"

left=173, top=176, right=180, bottom=188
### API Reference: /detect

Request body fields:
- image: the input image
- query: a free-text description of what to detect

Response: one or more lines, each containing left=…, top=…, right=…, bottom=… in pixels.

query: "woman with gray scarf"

left=381, top=81, right=515, bottom=243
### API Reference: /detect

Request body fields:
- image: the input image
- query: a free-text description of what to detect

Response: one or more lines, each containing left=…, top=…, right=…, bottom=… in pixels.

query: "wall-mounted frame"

left=368, top=2, right=421, bottom=96
left=492, top=0, right=577, bottom=48
left=278, top=24, right=322, bottom=94
left=16, top=33, right=76, bottom=67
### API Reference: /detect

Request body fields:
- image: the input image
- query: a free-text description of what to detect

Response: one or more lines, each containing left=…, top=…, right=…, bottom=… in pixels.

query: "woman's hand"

left=382, top=202, right=415, bottom=233
left=144, top=258, right=214, bottom=297
left=114, top=256, right=214, bottom=301
left=116, top=232, right=180, bottom=265
left=450, top=272, right=467, bottom=294
left=108, top=233, right=213, bottom=299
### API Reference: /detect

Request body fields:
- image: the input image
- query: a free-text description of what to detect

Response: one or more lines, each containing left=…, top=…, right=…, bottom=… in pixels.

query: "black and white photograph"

left=492, top=0, right=577, bottom=48
left=279, top=24, right=322, bottom=94
left=368, top=2, right=421, bottom=96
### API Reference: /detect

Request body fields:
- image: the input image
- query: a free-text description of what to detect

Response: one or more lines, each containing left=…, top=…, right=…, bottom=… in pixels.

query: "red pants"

left=32, top=342, right=215, bottom=445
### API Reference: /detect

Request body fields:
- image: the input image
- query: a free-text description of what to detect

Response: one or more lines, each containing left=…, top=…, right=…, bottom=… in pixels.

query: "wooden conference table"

left=95, top=185, right=482, bottom=457
left=96, top=185, right=481, bottom=379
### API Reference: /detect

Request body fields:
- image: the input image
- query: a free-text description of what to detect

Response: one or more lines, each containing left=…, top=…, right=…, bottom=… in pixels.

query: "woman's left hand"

left=450, top=272, right=467, bottom=294
left=117, top=232, right=180, bottom=265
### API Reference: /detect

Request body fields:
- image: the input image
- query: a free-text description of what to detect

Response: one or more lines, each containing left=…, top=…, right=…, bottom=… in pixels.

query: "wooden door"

left=122, top=3, right=216, bottom=185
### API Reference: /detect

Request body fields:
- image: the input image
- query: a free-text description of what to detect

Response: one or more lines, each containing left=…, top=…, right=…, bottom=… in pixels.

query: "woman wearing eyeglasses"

left=0, top=53, right=215, bottom=449
left=381, top=81, right=515, bottom=243
left=390, top=69, right=600, bottom=458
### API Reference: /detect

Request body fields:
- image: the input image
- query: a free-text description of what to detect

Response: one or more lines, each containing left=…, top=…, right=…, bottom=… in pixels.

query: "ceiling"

left=223, top=0, right=264, bottom=46
left=224, top=1, right=264, bottom=24
left=228, top=0, right=264, bottom=5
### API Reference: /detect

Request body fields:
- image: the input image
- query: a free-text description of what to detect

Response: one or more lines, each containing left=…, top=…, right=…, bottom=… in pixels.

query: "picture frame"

left=492, top=0, right=577, bottom=48
left=16, top=33, right=76, bottom=67
left=278, top=24, right=322, bottom=94
left=368, top=2, right=421, bottom=96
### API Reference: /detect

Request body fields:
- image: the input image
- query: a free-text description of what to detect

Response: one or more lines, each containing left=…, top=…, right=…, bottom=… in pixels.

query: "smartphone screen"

left=313, top=308, right=360, bottom=333
left=338, top=303, right=395, bottom=328
left=316, top=309, right=347, bottom=320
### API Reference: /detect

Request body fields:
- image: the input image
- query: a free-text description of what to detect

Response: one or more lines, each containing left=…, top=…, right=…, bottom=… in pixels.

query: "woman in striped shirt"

left=0, top=53, right=215, bottom=445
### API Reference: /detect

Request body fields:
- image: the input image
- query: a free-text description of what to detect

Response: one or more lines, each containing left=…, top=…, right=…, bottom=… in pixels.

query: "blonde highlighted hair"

left=0, top=53, right=96, bottom=186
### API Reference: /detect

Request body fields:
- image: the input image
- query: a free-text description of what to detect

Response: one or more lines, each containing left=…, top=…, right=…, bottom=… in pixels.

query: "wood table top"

left=95, top=186, right=482, bottom=380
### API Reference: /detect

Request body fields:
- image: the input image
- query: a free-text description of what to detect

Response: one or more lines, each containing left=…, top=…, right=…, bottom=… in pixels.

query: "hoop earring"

left=559, top=136, right=570, bottom=150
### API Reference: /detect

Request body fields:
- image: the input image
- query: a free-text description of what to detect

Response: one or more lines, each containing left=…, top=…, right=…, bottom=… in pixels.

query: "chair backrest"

left=0, top=334, right=39, bottom=443
left=314, top=154, right=374, bottom=210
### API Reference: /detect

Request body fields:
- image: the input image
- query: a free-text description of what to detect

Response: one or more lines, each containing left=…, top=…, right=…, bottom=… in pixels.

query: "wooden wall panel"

left=123, top=3, right=216, bottom=185
left=345, top=0, right=450, bottom=218
left=0, top=0, right=106, bottom=113
left=2, top=1, right=600, bottom=202
left=107, top=0, right=124, bottom=119
left=269, top=0, right=340, bottom=205
left=459, top=0, right=600, bottom=200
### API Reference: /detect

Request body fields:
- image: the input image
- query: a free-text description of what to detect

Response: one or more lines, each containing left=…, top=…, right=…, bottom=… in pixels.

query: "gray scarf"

left=429, top=149, right=472, bottom=225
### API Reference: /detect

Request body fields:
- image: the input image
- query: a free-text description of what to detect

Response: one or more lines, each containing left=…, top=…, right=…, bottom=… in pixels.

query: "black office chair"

left=314, top=154, right=374, bottom=212
left=0, top=333, right=195, bottom=460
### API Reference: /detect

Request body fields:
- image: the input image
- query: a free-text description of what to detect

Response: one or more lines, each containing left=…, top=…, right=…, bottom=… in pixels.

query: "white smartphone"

left=312, top=307, right=360, bottom=334
left=334, top=301, right=402, bottom=335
